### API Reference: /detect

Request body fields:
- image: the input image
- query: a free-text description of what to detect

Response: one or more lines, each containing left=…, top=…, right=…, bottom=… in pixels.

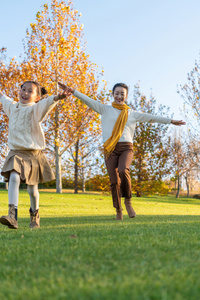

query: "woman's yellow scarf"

left=103, top=102, right=130, bottom=156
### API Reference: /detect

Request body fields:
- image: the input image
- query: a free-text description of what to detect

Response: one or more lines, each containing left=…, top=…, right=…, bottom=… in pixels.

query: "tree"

left=64, top=91, right=103, bottom=193
left=0, top=0, right=105, bottom=192
left=169, top=130, right=186, bottom=198
left=129, top=83, right=172, bottom=197
left=169, top=129, right=200, bottom=198
left=63, top=86, right=109, bottom=193
left=67, top=136, right=101, bottom=193
left=24, top=0, right=108, bottom=193
left=183, top=135, right=200, bottom=197
left=177, top=57, right=200, bottom=196
left=178, top=57, right=200, bottom=131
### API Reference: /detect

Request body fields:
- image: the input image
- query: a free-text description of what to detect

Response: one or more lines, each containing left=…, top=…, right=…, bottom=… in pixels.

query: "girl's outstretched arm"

left=0, top=92, right=14, bottom=117
left=171, top=120, right=186, bottom=126
left=35, top=83, right=72, bottom=122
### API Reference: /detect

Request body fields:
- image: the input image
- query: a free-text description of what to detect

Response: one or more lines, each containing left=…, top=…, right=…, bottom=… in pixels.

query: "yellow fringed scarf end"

left=103, top=102, right=130, bottom=157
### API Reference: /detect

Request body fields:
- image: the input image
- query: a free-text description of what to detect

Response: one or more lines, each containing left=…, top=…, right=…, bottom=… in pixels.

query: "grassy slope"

left=0, top=190, right=200, bottom=300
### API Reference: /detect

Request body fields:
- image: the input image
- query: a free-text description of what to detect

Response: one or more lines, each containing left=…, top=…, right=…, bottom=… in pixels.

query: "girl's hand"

left=171, top=120, right=186, bottom=126
left=54, top=82, right=74, bottom=101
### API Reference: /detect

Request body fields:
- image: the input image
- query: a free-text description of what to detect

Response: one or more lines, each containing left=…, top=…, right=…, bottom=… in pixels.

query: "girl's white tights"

left=8, top=171, right=20, bottom=209
left=8, top=171, right=39, bottom=211
left=27, top=185, right=39, bottom=211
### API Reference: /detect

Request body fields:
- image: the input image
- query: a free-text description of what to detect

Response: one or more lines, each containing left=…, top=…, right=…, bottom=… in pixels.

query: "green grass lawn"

left=0, top=190, right=200, bottom=300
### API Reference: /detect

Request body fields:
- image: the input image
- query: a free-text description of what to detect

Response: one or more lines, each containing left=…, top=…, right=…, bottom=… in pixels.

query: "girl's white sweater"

left=0, top=95, right=56, bottom=150
left=74, top=90, right=171, bottom=143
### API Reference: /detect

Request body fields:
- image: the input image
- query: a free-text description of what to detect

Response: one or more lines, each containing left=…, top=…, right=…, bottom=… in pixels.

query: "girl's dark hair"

left=112, top=83, right=129, bottom=95
left=21, top=81, right=48, bottom=97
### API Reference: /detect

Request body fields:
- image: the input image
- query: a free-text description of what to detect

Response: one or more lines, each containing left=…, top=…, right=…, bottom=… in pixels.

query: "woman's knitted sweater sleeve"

left=73, top=91, right=105, bottom=115
left=130, top=111, right=171, bottom=124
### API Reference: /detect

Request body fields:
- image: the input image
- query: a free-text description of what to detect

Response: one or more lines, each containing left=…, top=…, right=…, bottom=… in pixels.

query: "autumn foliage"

left=0, top=0, right=189, bottom=195
left=0, top=0, right=106, bottom=192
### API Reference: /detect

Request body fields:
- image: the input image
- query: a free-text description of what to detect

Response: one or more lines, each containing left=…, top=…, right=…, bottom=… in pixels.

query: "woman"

left=59, top=82, right=185, bottom=220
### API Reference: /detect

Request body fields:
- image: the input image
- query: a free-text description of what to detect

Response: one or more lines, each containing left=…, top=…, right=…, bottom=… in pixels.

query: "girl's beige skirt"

left=1, top=150, right=55, bottom=185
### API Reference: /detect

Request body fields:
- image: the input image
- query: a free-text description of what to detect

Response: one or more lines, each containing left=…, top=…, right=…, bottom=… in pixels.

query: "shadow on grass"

left=40, top=214, right=200, bottom=225
left=1, top=214, right=199, bottom=231
left=133, top=196, right=200, bottom=206
left=1, top=189, right=200, bottom=206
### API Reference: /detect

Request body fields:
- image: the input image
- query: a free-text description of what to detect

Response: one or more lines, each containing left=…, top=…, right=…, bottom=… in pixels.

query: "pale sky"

left=1, top=0, right=200, bottom=119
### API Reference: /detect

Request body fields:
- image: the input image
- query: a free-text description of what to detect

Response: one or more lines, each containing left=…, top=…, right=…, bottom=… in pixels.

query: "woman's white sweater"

left=74, top=90, right=171, bottom=143
left=0, top=95, right=56, bottom=150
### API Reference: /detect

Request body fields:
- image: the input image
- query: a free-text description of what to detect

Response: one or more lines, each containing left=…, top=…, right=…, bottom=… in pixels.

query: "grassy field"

left=0, top=190, right=200, bottom=300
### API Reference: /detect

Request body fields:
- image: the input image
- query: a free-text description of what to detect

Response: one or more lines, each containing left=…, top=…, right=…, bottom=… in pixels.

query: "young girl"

left=0, top=81, right=68, bottom=229
left=58, top=82, right=186, bottom=220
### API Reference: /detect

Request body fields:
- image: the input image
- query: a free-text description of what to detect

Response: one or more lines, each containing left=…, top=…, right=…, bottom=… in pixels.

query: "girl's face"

left=113, top=87, right=127, bottom=105
left=19, top=82, right=40, bottom=104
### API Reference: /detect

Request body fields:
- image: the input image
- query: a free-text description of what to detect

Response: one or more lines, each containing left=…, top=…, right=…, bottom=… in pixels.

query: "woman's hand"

left=58, top=82, right=74, bottom=94
left=171, top=120, right=186, bottom=126
left=54, top=82, right=75, bottom=101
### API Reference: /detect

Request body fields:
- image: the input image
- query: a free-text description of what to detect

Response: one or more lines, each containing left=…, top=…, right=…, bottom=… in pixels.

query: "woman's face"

left=113, top=87, right=127, bottom=105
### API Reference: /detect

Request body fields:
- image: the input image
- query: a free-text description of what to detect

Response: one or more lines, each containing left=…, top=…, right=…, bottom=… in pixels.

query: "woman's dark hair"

left=21, top=81, right=48, bottom=97
left=112, top=83, right=129, bottom=95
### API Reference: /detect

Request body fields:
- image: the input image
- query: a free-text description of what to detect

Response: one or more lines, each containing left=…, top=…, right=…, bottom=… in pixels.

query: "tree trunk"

left=5, top=182, right=8, bottom=190
left=136, top=184, right=141, bottom=197
left=74, top=139, right=79, bottom=194
left=54, top=51, right=62, bottom=193
left=136, top=156, right=142, bottom=197
left=82, top=168, right=85, bottom=193
left=55, top=106, right=62, bottom=193
left=185, top=174, right=189, bottom=197
left=176, top=175, right=180, bottom=198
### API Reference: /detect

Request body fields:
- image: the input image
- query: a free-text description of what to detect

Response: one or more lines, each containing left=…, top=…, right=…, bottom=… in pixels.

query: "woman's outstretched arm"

left=130, top=110, right=186, bottom=126
left=58, top=82, right=105, bottom=115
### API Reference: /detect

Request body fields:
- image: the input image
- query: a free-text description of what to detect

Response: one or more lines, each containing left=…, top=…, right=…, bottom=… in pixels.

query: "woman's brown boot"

left=124, top=198, right=136, bottom=218
left=116, top=208, right=123, bottom=220
left=0, top=204, right=18, bottom=229
left=29, top=208, right=40, bottom=228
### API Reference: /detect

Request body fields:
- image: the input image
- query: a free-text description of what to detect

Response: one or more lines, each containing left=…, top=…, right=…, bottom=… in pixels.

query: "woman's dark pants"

left=105, top=142, right=133, bottom=210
